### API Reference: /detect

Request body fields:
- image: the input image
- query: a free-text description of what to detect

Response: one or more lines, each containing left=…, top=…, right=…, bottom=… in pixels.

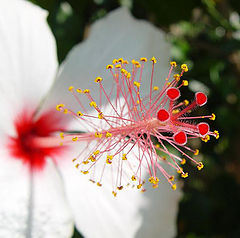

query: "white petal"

left=0, top=0, right=58, bottom=136
left=40, top=7, right=170, bottom=132
left=0, top=147, right=74, bottom=238
left=58, top=143, right=181, bottom=238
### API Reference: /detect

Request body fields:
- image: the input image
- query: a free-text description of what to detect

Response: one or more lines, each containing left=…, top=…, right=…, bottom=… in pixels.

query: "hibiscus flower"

left=0, top=1, right=181, bottom=237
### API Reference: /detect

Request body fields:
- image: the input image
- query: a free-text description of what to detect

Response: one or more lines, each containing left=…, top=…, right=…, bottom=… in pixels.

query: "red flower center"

left=7, top=108, right=67, bottom=170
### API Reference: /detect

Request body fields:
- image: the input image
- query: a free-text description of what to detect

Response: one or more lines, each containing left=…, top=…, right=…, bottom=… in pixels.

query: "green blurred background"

left=28, top=0, right=240, bottom=237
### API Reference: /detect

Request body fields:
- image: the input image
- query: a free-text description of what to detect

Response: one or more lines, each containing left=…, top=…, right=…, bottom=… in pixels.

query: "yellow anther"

left=98, top=112, right=103, bottom=119
left=170, top=61, right=177, bottom=67
left=112, top=191, right=117, bottom=197
left=106, top=64, right=113, bottom=69
left=134, top=81, right=141, bottom=88
left=197, top=162, right=204, bottom=170
left=115, top=64, right=122, bottom=69
left=201, top=135, right=210, bottom=142
left=136, top=100, right=139, bottom=104
left=123, top=60, right=129, bottom=64
left=214, top=130, right=219, bottom=139
left=105, top=132, right=112, bottom=138
left=72, top=137, right=78, bottom=142
left=177, top=168, right=183, bottom=174
left=149, top=177, right=154, bottom=183
left=127, top=72, right=131, bottom=79
left=155, top=144, right=160, bottom=148
left=169, top=176, right=175, bottom=181
left=68, top=86, right=74, bottom=91
left=72, top=158, right=76, bottom=162
left=117, top=186, right=123, bottom=190
left=75, top=163, right=79, bottom=168
left=181, top=158, right=186, bottom=165
left=210, top=113, right=216, bottom=121
left=172, top=184, right=177, bottom=190
left=172, top=109, right=180, bottom=114
left=83, top=89, right=90, bottom=93
left=88, top=155, right=95, bottom=161
left=181, top=173, right=188, bottom=178
left=93, top=150, right=100, bottom=156
left=183, top=80, right=189, bottom=86
left=81, top=170, right=89, bottom=174
left=106, top=158, right=112, bottom=164
left=137, top=184, right=142, bottom=189
left=112, top=59, right=118, bottom=64
left=121, top=68, right=126, bottom=74
left=63, top=108, right=68, bottom=114
left=150, top=183, right=157, bottom=189
left=153, top=86, right=159, bottom=91
left=97, top=182, right=102, bottom=187
left=95, top=132, right=102, bottom=138
left=184, top=100, right=189, bottom=106
left=194, top=149, right=199, bottom=155
left=131, top=59, right=136, bottom=64
left=131, top=175, right=137, bottom=181
left=181, top=64, right=188, bottom=72
left=118, top=58, right=123, bottom=63
left=122, top=154, right=127, bottom=160
left=89, top=101, right=97, bottom=108
left=82, top=160, right=89, bottom=165
left=174, top=74, right=180, bottom=81
left=60, top=132, right=64, bottom=139
left=90, top=157, right=96, bottom=162
left=135, top=62, right=141, bottom=68
left=95, top=77, right=103, bottom=83
left=107, top=155, right=113, bottom=160
left=140, top=57, right=147, bottom=62
left=76, top=88, right=82, bottom=93
left=151, top=56, right=157, bottom=64
left=77, top=111, right=83, bottom=117
left=56, top=104, right=65, bottom=111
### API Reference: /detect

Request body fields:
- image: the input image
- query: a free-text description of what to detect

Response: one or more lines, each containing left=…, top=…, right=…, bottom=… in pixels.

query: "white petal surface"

left=0, top=0, right=58, bottom=136
left=45, top=7, right=181, bottom=238
left=58, top=143, right=181, bottom=238
left=0, top=149, right=73, bottom=238
left=0, top=1, right=73, bottom=237
left=41, top=7, right=170, bottom=132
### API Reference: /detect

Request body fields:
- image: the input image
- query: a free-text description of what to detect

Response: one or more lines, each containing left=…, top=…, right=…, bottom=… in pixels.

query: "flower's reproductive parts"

left=57, top=57, right=219, bottom=195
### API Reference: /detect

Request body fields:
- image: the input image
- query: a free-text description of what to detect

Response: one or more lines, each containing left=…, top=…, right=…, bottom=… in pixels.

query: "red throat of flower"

left=7, top=108, right=67, bottom=170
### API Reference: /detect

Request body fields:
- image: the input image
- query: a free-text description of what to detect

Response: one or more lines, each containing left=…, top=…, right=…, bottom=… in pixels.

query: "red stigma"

left=173, top=131, right=187, bottom=145
left=157, top=109, right=170, bottom=122
left=195, top=92, right=207, bottom=106
left=7, top=108, right=67, bottom=170
left=167, top=87, right=180, bottom=100
left=197, top=122, right=209, bottom=136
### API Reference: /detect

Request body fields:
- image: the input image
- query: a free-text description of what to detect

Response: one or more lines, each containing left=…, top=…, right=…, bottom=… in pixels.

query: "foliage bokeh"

left=28, top=0, right=240, bottom=237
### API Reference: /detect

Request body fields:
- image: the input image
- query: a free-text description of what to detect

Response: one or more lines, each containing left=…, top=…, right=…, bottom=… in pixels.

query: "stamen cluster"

left=57, top=57, right=219, bottom=196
